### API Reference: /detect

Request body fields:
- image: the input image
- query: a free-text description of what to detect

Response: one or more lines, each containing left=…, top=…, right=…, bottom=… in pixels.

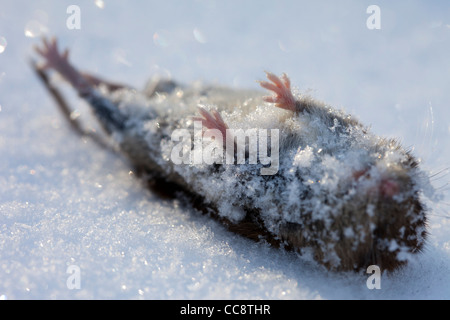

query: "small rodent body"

left=34, top=38, right=431, bottom=272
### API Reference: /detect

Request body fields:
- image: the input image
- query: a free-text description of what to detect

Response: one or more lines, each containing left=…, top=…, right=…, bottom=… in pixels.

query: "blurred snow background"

left=0, top=0, right=449, bottom=299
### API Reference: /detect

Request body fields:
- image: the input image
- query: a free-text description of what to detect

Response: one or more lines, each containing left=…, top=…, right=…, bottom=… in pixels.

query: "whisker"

left=438, top=202, right=450, bottom=207
left=431, top=175, right=450, bottom=182
left=429, top=167, right=450, bottom=180
left=428, top=213, right=450, bottom=219
left=413, top=103, right=437, bottom=163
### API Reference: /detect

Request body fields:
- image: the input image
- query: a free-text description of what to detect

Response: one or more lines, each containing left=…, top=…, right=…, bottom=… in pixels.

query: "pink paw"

left=34, top=37, right=70, bottom=72
left=35, top=37, right=90, bottom=93
left=259, top=72, right=297, bottom=112
left=192, top=107, right=229, bottom=145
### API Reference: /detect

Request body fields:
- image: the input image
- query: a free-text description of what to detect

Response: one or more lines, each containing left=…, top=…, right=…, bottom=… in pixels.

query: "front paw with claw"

left=259, top=72, right=298, bottom=112
left=192, top=106, right=230, bottom=145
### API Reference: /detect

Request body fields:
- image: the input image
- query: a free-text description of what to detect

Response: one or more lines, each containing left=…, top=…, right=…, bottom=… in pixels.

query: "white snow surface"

left=1, top=0, right=450, bottom=299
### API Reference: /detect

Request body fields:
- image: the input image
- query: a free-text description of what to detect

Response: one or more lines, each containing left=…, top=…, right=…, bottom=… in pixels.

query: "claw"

left=262, top=96, right=276, bottom=104
left=258, top=80, right=279, bottom=93
left=265, top=71, right=284, bottom=88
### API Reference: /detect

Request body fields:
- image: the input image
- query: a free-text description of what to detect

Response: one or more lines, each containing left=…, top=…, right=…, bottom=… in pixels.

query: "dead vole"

left=33, top=37, right=432, bottom=272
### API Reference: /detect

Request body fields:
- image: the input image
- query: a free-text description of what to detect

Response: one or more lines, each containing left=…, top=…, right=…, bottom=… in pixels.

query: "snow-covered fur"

left=92, top=77, right=430, bottom=272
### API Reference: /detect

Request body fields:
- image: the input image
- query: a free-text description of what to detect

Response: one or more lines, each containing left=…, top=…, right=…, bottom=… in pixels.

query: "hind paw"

left=34, top=37, right=70, bottom=72
left=35, top=37, right=90, bottom=94
left=259, top=72, right=297, bottom=112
